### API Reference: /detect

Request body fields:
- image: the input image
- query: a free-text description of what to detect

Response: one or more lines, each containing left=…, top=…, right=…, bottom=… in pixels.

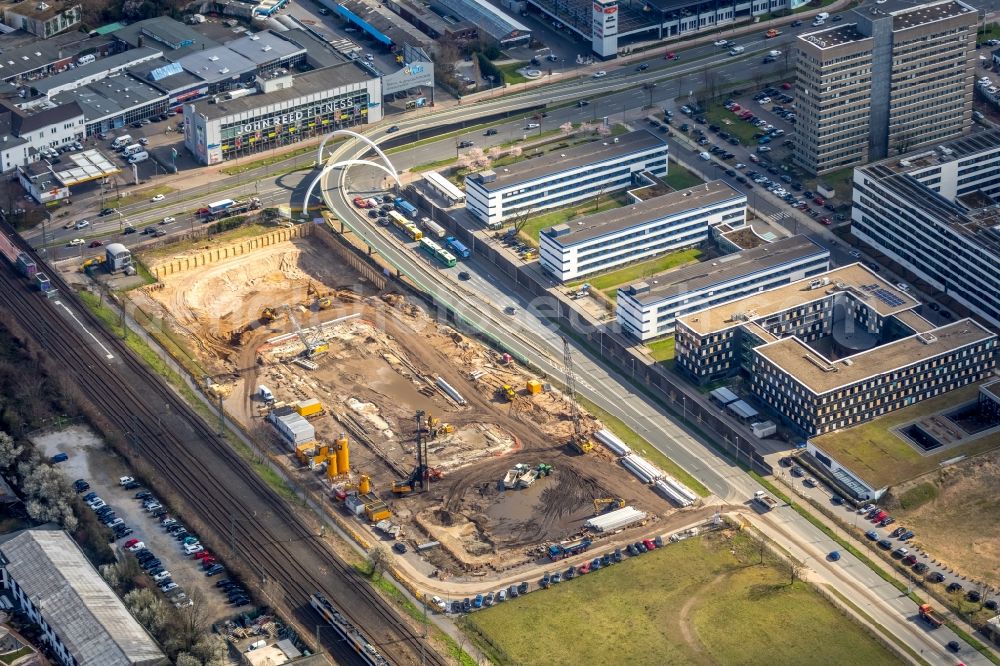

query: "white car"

left=183, top=543, right=204, bottom=555
left=151, top=194, right=165, bottom=202
left=896, top=282, right=910, bottom=292
left=734, top=163, right=746, bottom=169
left=592, top=70, right=607, bottom=78
left=152, top=571, right=171, bottom=582
left=144, top=503, right=163, bottom=512
left=125, top=541, right=145, bottom=552
left=804, top=477, right=817, bottom=487
left=431, top=595, right=446, bottom=611
left=119, top=476, right=134, bottom=486
left=849, top=250, right=862, bottom=258
left=68, top=238, right=85, bottom=246
left=524, top=123, right=540, bottom=130
left=160, top=582, right=178, bottom=592
left=699, top=151, right=711, bottom=160
left=75, top=219, right=90, bottom=229
left=713, top=39, right=729, bottom=47
left=89, top=500, right=106, bottom=510
left=758, top=96, right=771, bottom=104
left=161, top=217, right=175, bottom=224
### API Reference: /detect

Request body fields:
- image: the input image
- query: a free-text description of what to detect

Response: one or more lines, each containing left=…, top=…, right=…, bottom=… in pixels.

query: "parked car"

left=877, top=539, right=892, bottom=549
left=927, top=572, right=946, bottom=583
left=912, top=563, right=929, bottom=575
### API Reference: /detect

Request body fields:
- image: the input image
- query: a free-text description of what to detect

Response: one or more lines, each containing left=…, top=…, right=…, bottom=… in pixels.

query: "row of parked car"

left=77, top=476, right=141, bottom=542
left=448, top=536, right=667, bottom=614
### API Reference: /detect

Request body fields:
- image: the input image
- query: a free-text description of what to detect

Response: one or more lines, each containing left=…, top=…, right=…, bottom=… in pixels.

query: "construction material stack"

left=585, top=506, right=646, bottom=533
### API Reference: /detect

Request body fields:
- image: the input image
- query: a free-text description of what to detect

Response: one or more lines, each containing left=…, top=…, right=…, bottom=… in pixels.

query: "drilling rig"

left=563, top=337, right=593, bottom=454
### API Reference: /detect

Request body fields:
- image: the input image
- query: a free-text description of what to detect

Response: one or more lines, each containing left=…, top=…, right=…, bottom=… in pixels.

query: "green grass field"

left=704, top=103, right=759, bottom=143
left=518, top=196, right=625, bottom=246
left=647, top=336, right=675, bottom=362
left=664, top=161, right=705, bottom=191
left=464, top=532, right=900, bottom=666
left=572, top=248, right=702, bottom=291
left=811, top=383, right=1000, bottom=488
left=498, top=62, right=530, bottom=85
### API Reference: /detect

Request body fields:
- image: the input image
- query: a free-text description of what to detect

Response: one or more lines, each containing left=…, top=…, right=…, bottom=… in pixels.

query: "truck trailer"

left=548, top=537, right=592, bottom=561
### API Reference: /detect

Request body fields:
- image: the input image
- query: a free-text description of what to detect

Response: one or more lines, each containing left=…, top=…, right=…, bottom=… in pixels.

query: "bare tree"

left=559, top=122, right=574, bottom=134
left=124, top=588, right=171, bottom=637
left=367, top=544, right=391, bottom=579
left=487, top=146, right=503, bottom=161
left=174, top=654, right=201, bottom=666
left=0, top=432, right=23, bottom=471
left=596, top=124, right=612, bottom=138
left=508, top=146, right=522, bottom=163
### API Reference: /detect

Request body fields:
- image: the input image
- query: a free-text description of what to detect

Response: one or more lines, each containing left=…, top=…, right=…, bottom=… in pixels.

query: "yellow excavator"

left=260, top=307, right=277, bottom=323
left=497, top=384, right=516, bottom=402
left=593, top=498, right=625, bottom=515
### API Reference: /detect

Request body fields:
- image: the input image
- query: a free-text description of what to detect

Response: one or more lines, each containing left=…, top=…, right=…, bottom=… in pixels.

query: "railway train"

left=310, top=592, right=390, bottom=666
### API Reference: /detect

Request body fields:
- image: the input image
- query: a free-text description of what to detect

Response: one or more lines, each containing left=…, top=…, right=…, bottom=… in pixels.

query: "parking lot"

left=30, top=426, right=247, bottom=622
left=776, top=455, right=1000, bottom=611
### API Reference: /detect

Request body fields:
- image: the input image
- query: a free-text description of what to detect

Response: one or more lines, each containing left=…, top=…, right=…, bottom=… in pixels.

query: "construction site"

left=128, top=224, right=698, bottom=576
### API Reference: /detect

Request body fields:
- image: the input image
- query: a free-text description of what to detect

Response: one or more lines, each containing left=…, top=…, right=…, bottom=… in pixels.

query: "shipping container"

left=296, top=399, right=323, bottom=418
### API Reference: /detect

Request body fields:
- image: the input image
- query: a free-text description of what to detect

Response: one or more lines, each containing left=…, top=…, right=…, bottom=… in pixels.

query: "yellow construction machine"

left=260, top=307, right=277, bottom=323
left=497, top=384, right=516, bottom=402
left=593, top=498, right=625, bottom=515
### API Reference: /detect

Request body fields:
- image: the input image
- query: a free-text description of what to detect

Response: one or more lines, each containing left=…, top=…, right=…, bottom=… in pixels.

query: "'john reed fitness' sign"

left=236, top=99, right=359, bottom=133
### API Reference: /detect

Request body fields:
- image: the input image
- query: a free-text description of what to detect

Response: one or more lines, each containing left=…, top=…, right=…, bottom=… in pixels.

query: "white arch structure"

left=304, top=129, right=401, bottom=213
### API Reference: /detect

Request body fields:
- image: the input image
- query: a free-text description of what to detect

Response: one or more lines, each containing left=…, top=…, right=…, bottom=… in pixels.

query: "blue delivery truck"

left=445, top=236, right=470, bottom=259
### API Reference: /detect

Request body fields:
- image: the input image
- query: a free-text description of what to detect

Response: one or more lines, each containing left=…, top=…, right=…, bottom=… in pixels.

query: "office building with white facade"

left=852, top=130, right=1000, bottom=328
left=464, top=130, right=668, bottom=228
left=674, top=264, right=997, bottom=436
left=537, top=180, right=745, bottom=282
left=0, top=529, right=166, bottom=666
left=617, top=235, right=830, bottom=340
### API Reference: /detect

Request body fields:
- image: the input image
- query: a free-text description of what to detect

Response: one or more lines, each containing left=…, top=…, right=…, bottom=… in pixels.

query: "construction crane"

left=563, top=337, right=593, bottom=454
left=392, top=410, right=442, bottom=494
left=283, top=305, right=329, bottom=358
left=593, top=497, right=625, bottom=515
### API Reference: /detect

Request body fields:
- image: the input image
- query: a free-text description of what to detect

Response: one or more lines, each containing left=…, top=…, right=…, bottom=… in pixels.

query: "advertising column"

left=592, top=0, right=619, bottom=59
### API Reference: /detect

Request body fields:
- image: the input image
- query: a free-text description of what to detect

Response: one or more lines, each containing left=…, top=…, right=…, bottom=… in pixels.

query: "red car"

left=124, top=538, right=139, bottom=548
left=578, top=562, right=591, bottom=575
left=731, top=103, right=742, bottom=112
left=813, top=196, right=826, bottom=205
left=643, top=539, right=656, bottom=551
left=194, top=550, right=212, bottom=560
left=88, top=240, right=103, bottom=248
left=781, top=82, right=793, bottom=90
left=873, top=510, right=888, bottom=522
left=819, top=217, right=832, bottom=225
left=665, top=51, right=677, bottom=60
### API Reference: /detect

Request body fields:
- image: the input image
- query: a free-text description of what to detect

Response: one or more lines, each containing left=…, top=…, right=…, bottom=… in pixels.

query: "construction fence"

left=148, top=224, right=311, bottom=280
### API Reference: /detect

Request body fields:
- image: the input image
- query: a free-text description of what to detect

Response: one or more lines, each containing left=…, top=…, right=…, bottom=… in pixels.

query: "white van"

left=816, top=11, right=829, bottom=20
left=258, top=385, right=274, bottom=402
left=127, top=151, right=149, bottom=163
left=699, top=151, right=711, bottom=160
left=121, top=143, right=142, bottom=156
left=111, top=135, right=132, bottom=149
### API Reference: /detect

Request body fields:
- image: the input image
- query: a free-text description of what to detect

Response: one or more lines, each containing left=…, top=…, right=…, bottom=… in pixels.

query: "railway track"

left=0, top=234, right=444, bottom=666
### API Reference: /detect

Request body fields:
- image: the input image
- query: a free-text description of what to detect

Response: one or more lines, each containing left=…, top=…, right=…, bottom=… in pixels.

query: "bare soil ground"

left=885, top=447, right=1000, bottom=588
left=133, top=233, right=689, bottom=577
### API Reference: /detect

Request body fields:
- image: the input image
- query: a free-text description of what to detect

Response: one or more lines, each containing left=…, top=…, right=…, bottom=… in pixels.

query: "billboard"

left=381, top=61, right=434, bottom=96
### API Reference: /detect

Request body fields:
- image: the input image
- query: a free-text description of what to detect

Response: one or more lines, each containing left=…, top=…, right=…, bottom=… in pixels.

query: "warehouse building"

left=465, top=130, right=668, bottom=228
left=433, top=0, right=530, bottom=46
left=50, top=72, right=167, bottom=136
left=617, top=235, right=829, bottom=340
left=110, top=17, right=220, bottom=60
left=184, top=64, right=382, bottom=165
left=675, top=264, right=997, bottom=436
left=30, top=47, right=163, bottom=97
left=852, top=131, right=1000, bottom=328
left=539, top=180, right=746, bottom=282
left=0, top=529, right=166, bottom=666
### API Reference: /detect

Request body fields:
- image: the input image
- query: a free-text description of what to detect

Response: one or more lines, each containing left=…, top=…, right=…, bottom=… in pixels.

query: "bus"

left=387, top=210, right=410, bottom=231
left=445, top=236, right=470, bottom=259
left=394, top=197, right=419, bottom=219
left=421, top=217, right=447, bottom=239
left=419, top=238, right=457, bottom=267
